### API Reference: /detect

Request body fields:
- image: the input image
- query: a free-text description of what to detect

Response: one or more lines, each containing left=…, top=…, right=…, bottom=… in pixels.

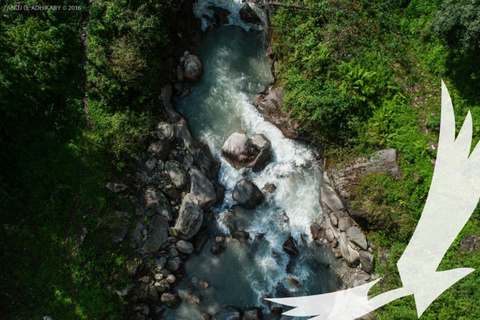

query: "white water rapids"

left=163, top=1, right=337, bottom=318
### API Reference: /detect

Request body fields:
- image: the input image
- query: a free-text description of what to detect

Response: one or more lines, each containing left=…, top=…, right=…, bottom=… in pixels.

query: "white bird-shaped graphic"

left=266, top=81, right=478, bottom=319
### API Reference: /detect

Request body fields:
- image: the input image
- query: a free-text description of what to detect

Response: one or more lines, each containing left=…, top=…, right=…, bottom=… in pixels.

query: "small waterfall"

left=194, top=0, right=266, bottom=31
left=163, top=2, right=336, bottom=318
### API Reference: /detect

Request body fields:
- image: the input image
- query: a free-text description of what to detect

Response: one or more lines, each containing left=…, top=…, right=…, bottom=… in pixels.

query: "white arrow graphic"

left=266, top=80, right=478, bottom=319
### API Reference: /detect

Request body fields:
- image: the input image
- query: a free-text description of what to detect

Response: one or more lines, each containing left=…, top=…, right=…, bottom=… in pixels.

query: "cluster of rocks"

left=253, top=87, right=302, bottom=140
left=169, top=53, right=204, bottom=99
left=204, top=2, right=263, bottom=29
left=311, top=149, right=401, bottom=288
left=100, top=54, right=236, bottom=317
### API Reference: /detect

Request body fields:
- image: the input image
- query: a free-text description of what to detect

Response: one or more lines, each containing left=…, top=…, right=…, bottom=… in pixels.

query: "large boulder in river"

left=239, top=3, right=261, bottom=25
left=212, top=305, right=243, bottom=320
left=183, top=55, right=203, bottom=83
left=232, top=179, right=264, bottom=209
left=172, top=195, right=204, bottom=239
left=221, top=132, right=272, bottom=172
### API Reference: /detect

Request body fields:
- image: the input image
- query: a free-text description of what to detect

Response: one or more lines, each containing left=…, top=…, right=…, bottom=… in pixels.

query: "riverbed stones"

left=339, top=232, right=359, bottom=266
left=176, top=240, right=194, bottom=254
left=167, top=257, right=182, bottom=272
left=144, top=187, right=171, bottom=220
left=172, top=196, right=203, bottom=239
left=239, top=3, right=261, bottom=25
left=141, top=215, right=169, bottom=253
left=147, top=140, right=171, bottom=161
left=338, top=216, right=353, bottom=231
left=359, top=250, right=375, bottom=273
left=321, top=184, right=344, bottom=212
left=212, top=305, right=243, bottom=320
left=232, top=179, right=264, bottom=209
left=165, top=160, right=187, bottom=190
left=221, top=132, right=272, bottom=172
left=156, top=122, right=175, bottom=142
left=189, top=166, right=216, bottom=208
left=161, top=292, right=182, bottom=309
left=346, top=226, right=368, bottom=250
left=183, top=55, right=203, bottom=83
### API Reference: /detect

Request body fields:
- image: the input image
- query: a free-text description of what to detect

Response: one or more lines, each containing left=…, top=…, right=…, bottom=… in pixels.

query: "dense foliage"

left=271, top=0, right=480, bottom=318
left=0, top=1, right=194, bottom=318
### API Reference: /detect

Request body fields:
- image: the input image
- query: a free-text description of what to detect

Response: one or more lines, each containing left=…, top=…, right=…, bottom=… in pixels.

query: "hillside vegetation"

left=0, top=0, right=194, bottom=318
left=271, top=0, right=480, bottom=318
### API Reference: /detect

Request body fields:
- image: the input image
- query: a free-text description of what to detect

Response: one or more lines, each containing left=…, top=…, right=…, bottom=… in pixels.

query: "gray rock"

left=156, top=256, right=167, bottom=270
left=326, top=228, right=335, bottom=242
left=283, top=236, right=299, bottom=256
left=353, top=270, right=371, bottom=287
left=166, top=257, right=182, bottom=272
left=310, top=222, right=322, bottom=240
left=132, top=219, right=147, bottom=248
left=147, top=141, right=171, bottom=162
left=338, top=216, right=353, bottom=231
left=144, top=187, right=172, bottom=220
left=174, top=118, right=219, bottom=181
left=330, top=213, right=338, bottom=226
left=183, top=55, right=203, bottom=83
left=221, top=132, right=272, bottom=172
left=321, top=184, right=344, bottom=212
left=212, top=305, right=243, bottom=320
left=232, top=179, right=264, bottom=209
left=346, top=226, right=368, bottom=250
left=172, top=196, right=203, bottom=239
left=165, top=160, right=188, bottom=190
left=249, top=134, right=272, bottom=172
left=328, top=148, right=400, bottom=202
left=156, top=122, right=175, bottom=142
left=359, top=250, right=375, bottom=273
left=161, top=293, right=182, bottom=309
left=189, top=166, right=216, bottom=209
left=239, top=3, right=261, bottom=25
left=339, top=232, right=359, bottom=266
left=145, top=158, right=157, bottom=171
left=106, top=182, right=128, bottom=193
left=176, top=240, right=194, bottom=254
left=142, top=215, right=169, bottom=253
left=221, top=132, right=256, bottom=169
left=253, top=87, right=300, bottom=139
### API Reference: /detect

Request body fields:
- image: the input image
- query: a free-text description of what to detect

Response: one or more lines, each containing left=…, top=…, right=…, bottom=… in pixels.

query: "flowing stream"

left=164, top=1, right=337, bottom=318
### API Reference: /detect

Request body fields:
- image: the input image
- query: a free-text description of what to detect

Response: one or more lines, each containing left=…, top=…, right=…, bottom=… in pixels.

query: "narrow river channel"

left=164, top=1, right=337, bottom=318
